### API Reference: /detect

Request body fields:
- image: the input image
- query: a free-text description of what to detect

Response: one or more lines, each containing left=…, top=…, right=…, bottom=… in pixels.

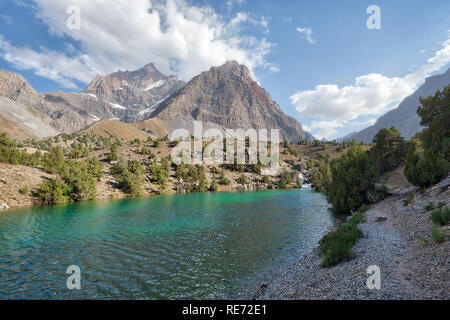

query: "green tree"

left=42, top=146, right=65, bottom=174
left=35, top=179, right=69, bottom=205
left=417, top=85, right=450, bottom=160
left=237, top=175, right=248, bottom=185
left=405, top=150, right=449, bottom=188
left=108, top=145, right=119, bottom=162
left=327, top=142, right=379, bottom=214
left=210, top=173, right=218, bottom=191
left=218, top=170, right=231, bottom=185
left=310, top=160, right=332, bottom=192
left=371, top=127, right=407, bottom=173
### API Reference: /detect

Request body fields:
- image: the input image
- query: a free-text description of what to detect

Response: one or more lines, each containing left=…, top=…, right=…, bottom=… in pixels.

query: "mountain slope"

left=345, top=69, right=450, bottom=143
left=0, top=71, right=60, bottom=139
left=39, top=63, right=184, bottom=132
left=0, top=97, right=59, bottom=140
left=150, top=61, right=313, bottom=142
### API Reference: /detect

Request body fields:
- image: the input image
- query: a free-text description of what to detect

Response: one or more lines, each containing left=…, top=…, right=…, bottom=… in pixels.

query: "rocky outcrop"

left=85, top=63, right=184, bottom=116
left=40, top=63, right=184, bottom=132
left=150, top=61, right=313, bottom=142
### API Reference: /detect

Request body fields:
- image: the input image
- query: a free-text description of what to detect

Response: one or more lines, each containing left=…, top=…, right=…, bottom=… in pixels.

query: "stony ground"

left=248, top=176, right=449, bottom=300
left=0, top=163, right=55, bottom=210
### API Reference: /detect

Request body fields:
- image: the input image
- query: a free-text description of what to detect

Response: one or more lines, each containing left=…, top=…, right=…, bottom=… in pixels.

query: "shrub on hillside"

left=430, top=207, right=450, bottom=226
left=35, top=179, right=70, bottom=205
left=326, top=142, right=379, bottom=214
left=404, top=151, right=449, bottom=188
left=319, top=213, right=364, bottom=267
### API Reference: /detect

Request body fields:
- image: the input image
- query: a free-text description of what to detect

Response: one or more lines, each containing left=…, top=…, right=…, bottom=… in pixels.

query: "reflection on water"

left=0, top=189, right=334, bottom=299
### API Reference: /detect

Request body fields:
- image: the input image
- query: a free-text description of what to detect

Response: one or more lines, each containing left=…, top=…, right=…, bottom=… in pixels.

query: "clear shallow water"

left=0, top=189, right=334, bottom=299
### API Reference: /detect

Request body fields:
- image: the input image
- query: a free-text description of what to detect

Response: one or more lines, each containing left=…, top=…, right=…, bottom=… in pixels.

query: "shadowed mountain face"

left=150, top=61, right=313, bottom=142
left=344, top=69, right=450, bottom=143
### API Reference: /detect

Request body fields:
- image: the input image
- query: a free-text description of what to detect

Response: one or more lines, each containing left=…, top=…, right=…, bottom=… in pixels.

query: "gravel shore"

left=248, top=176, right=449, bottom=300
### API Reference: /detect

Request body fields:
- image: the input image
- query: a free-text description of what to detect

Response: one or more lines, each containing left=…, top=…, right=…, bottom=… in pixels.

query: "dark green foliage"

left=228, top=158, right=245, bottom=172
left=108, top=145, right=119, bottom=162
left=278, top=172, right=292, bottom=189
left=404, top=151, right=449, bottom=188
left=295, top=176, right=302, bottom=188
left=262, top=175, right=271, bottom=184
left=237, top=175, right=248, bottom=185
left=0, top=132, right=42, bottom=166
left=112, top=159, right=145, bottom=196
left=417, top=85, right=450, bottom=161
left=310, top=160, right=331, bottom=192
left=371, top=127, right=407, bottom=173
left=326, top=142, right=379, bottom=214
left=85, top=157, right=104, bottom=178
left=424, top=202, right=435, bottom=212
left=218, top=170, right=231, bottom=185
left=430, top=207, right=450, bottom=226
left=59, top=160, right=97, bottom=201
left=210, top=174, right=218, bottom=191
left=42, top=147, right=65, bottom=174
left=250, top=162, right=262, bottom=174
left=319, top=213, right=364, bottom=267
left=35, top=179, right=70, bottom=205
left=19, top=186, right=29, bottom=195
left=68, top=143, right=90, bottom=159
left=430, top=225, right=446, bottom=243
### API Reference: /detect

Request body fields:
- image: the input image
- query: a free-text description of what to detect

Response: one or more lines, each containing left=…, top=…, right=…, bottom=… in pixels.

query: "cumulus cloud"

left=292, top=32, right=450, bottom=139
left=0, top=0, right=275, bottom=88
left=296, top=27, right=315, bottom=44
left=0, top=35, right=97, bottom=89
left=303, top=120, right=345, bottom=140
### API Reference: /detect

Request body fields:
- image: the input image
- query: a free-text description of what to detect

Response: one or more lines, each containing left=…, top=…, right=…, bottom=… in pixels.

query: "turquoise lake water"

left=0, top=188, right=335, bottom=299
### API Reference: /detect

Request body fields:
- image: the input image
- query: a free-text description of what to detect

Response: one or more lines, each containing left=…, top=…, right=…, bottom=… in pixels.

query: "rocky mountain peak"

left=0, top=70, right=42, bottom=109
left=150, top=61, right=313, bottom=142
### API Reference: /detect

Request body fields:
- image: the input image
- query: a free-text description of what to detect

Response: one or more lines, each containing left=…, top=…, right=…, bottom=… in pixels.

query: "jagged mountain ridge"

left=1, top=61, right=312, bottom=142
left=150, top=61, right=313, bottom=142
left=343, top=68, right=450, bottom=143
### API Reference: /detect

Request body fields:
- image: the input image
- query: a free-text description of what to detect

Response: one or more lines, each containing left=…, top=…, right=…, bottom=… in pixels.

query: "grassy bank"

left=319, top=211, right=365, bottom=267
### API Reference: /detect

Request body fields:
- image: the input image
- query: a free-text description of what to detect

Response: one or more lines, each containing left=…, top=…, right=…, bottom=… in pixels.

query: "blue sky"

left=1, top=0, right=450, bottom=139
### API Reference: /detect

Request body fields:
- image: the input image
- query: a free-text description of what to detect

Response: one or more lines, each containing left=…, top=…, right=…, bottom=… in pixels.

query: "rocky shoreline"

left=247, top=176, right=449, bottom=300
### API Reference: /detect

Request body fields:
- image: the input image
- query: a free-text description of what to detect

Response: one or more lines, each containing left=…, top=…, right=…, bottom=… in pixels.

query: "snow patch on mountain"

left=143, top=80, right=166, bottom=91
left=108, top=102, right=126, bottom=109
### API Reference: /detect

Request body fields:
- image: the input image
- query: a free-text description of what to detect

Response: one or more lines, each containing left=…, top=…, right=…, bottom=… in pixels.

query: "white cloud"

left=303, top=120, right=345, bottom=140
left=291, top=32, right=450, bottom=139
left=296, top=27, right=315, bottom=44
left=0, top=35, right=97, bottom=89
left=0, top=0, right=275, bottom=87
